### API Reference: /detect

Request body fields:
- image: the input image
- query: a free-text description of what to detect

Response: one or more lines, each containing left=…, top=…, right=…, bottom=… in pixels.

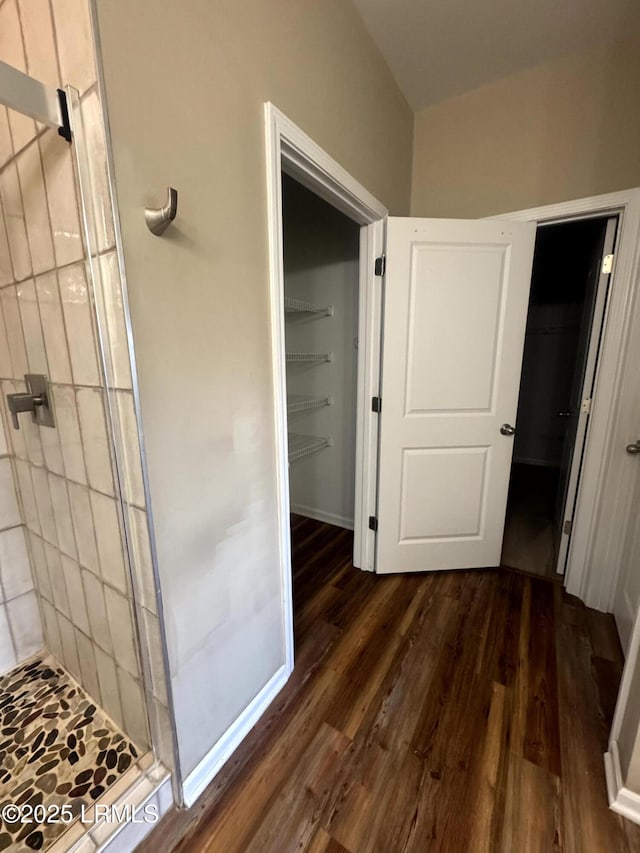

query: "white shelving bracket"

left=285, top=352, right=332, bottom=363
left=288, top=433, right=331, bottom=463
left=287, top=394, right=331, bottom=414
left=284, top=296, right=333, bottom=317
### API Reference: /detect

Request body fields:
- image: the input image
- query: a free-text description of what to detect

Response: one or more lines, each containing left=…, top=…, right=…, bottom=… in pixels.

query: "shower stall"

left=0, top=2, right=174, bottom=850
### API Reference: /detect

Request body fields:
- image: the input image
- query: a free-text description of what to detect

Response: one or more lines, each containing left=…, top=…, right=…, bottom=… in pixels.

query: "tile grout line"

left=0, top=244, right=119, bottom=289
left=0, top=374, right=134, bottom=392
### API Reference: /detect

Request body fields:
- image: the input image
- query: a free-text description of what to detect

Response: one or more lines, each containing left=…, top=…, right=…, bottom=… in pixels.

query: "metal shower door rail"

left=0, top=60, right=71, bottom=141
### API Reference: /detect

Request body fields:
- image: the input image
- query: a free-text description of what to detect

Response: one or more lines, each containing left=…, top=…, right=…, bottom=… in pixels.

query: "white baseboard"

left=291, top=503, right=354, bottom=531
left=605, top=740, right=640, bottom=825
left=182, top=664, right=290, bottom=808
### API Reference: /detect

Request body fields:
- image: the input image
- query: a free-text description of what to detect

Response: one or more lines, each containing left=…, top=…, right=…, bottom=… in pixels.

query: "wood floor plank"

left=321, top=739, right=390, bottom=852
left=317, top=587, right=448, bottom=850
left=500, top=754, right=562, bottom=853
left=243, top=722, right=351, bottom=853
left=325, top=579, right=425, bottom=738
left=523, top=578, right=561, bottom=776
left=325, top=585, right=470, bottom=852
left=593, top=654, right=625, bottom=727
left=180, top=666, right=341, bottom=853
left=471, top=570, right=523, bottom=689
left=321, top=575, right=404, bottom=677
left=554, top=586, right=631, bottom=853
left=405, top=578, right=511, bottom=851
left=140, top=519, right=640, bottom=853
left=587, top=607, right=625, bottom=663
left=307, top=828, right=353, bottom=853
left=295, top=570, right=346, bottom=641
left=469, top=682, right=508, bottom=853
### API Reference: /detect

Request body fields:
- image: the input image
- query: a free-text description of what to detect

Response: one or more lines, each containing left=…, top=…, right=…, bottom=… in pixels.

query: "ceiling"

left=352, top=0, right=640, bottom=111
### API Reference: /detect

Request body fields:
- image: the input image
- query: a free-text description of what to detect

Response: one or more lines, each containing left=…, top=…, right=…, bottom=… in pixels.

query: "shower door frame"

left=0, top=59, right=71, bottom=136
left=0, top=64, right=176, bottom=796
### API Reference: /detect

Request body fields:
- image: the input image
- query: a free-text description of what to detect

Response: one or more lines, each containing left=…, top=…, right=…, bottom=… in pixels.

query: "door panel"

left=376, top=218, right=536, bottom=574
left=400, top=446, right=488, bottom=539
left=406, top=245, right=505, bottom=412
left=555, top=216, right=618, bottom=574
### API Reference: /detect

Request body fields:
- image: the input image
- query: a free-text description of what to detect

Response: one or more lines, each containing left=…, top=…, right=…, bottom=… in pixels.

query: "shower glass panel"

left=0, top=73, right=166, bottom=850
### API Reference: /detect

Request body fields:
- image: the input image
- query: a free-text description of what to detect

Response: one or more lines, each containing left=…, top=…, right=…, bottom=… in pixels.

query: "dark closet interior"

left=281, top=175, right=361, bottom=616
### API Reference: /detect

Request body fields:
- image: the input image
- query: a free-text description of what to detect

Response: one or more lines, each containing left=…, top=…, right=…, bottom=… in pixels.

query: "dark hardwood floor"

left=141, top=516, right=640, bottom=852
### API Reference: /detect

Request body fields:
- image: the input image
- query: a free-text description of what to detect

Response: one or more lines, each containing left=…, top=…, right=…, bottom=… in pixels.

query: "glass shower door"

left=0, top=57, right=172, bottom=851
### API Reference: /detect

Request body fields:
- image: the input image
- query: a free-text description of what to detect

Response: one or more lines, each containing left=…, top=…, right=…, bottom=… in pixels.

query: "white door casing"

left=376, top=218, right=536, bottom=574
left=265, top=102, right=388, bottom=678
left=491, top=190, right=640, bottom=611
left=613, top=471, right=640, bottom=653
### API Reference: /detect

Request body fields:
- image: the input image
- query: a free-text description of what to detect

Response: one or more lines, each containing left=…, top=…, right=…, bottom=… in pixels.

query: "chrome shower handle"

left=6, top=374, right=55, bottom=430
left=7, top=391, right=45, bottom=429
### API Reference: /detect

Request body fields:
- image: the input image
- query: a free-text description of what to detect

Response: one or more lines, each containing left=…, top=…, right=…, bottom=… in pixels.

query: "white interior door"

left=555, top=216, right=618, bottom=574
left=376, top=218, right=536, bottom=574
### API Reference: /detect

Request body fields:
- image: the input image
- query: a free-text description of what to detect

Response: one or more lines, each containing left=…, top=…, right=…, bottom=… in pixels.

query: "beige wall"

left=94, top=0, right=412, bottom=782
left=411, top=38, right=640, bottom=218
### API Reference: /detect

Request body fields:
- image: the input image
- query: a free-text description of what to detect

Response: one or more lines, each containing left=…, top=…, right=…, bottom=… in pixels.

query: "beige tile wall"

left=0, top=0, right=172, bottom=763
left=0, top=410, right=43, bottom=673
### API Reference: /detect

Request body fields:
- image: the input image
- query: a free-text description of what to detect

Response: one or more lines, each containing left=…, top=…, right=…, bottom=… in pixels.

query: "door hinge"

left=563, top=519, right=573, bottom=536
left=374, top=255, right=386, bottom=276
left=581, top=397, right=592, bottom=415
left=602, top=253, right=614, bottom=274
left=371, top=396, right=382, bottom=413
left=368, top=516, right=378, bottom=532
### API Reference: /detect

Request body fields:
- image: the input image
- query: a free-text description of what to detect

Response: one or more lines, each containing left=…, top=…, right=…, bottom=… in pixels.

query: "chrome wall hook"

left=145, top=186, right=178, bottom=236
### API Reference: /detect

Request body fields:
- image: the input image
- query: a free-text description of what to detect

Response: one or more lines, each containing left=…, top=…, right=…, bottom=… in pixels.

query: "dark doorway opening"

left=501, top=216, right=618, bottom=578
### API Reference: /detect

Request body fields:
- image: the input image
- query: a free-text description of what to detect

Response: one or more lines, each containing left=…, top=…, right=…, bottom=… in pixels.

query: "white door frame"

left=605, top=476, right=640, bottom=824
left=264, top=103, right=387, bottom=672
left=492, top=188, right=640, bottom=610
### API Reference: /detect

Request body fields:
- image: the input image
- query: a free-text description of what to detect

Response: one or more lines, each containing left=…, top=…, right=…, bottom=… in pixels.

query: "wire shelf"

left=287, top=394, right=331, bottom=414
left=286, top=352, right=332, bottom=363
left=284, top=296, right=332, bottom=316
left=288, top=433, right=331, bottom=463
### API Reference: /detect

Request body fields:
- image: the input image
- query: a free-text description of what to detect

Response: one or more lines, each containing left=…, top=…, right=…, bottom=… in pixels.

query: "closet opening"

left=501, top=215, right=618, bottom=579
left=281, top=173, right=362, bottom=637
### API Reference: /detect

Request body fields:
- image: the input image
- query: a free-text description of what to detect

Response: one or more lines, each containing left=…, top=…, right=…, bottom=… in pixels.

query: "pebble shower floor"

left=0, top=657, right=139, bottom=851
